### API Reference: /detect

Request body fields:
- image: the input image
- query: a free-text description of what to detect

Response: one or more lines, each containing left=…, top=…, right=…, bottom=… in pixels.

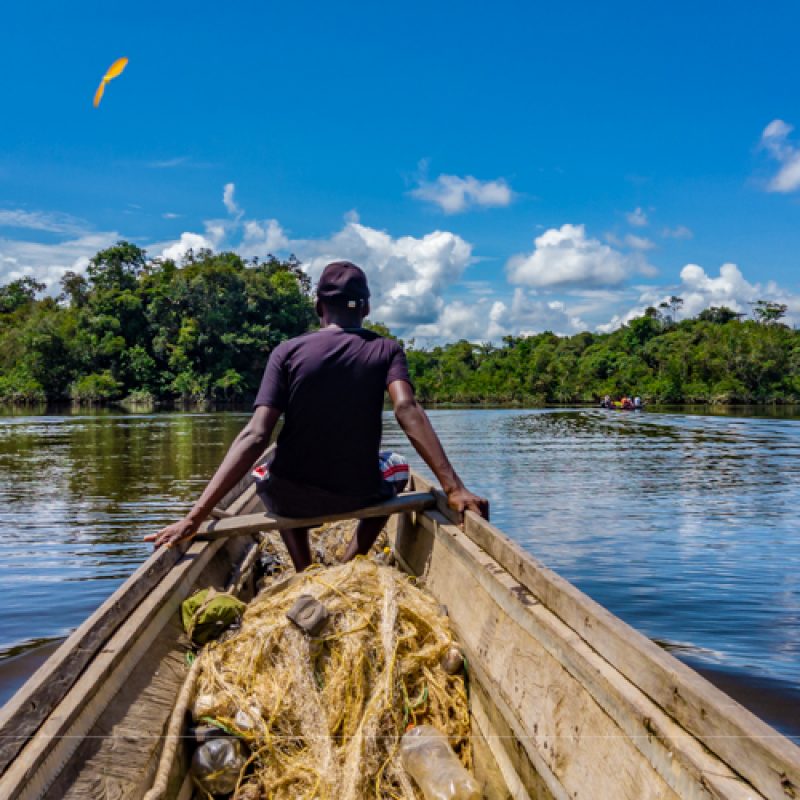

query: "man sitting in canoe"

left=147, top=260, right=489, bottom=571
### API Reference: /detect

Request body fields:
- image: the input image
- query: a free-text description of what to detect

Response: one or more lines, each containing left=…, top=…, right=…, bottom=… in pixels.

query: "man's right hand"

left=145, top=517, right=200, bottom=549
left=446, top=486, right=490, bottom=523
left=389, top=380, right=490, bottom=526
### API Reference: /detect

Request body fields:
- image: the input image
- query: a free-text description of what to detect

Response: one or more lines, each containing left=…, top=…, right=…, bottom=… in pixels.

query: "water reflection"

left=0, top=411, right=250, bottom=692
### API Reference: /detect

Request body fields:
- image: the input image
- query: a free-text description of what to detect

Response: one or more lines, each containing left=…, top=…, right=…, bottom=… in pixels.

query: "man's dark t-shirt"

left=254, top=326, right=411, bottom=499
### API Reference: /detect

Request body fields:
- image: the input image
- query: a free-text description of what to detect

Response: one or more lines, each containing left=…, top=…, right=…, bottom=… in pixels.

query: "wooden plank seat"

left=195, top=490, right=436, bottom=540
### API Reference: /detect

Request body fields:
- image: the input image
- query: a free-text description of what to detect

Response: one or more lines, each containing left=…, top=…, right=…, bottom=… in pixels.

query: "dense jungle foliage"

left=0, top=243, right=315, bottom=405
left=1, top=242, right=798, bottom=406
left=404, top=310, right=800, bottom=405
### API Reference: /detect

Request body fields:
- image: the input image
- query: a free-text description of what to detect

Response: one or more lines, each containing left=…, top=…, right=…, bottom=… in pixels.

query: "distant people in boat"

left=148, top=261, right=489, bottom=571
left=600, top=395, right=644, bottom=410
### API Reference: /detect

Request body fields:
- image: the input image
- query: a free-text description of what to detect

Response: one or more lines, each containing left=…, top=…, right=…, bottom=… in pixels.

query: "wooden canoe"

left=1, top=464, right=799, bottom=799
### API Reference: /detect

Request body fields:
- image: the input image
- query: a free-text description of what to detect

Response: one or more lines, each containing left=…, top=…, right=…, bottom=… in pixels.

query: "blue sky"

left=1, top=1, right=799, bottom=341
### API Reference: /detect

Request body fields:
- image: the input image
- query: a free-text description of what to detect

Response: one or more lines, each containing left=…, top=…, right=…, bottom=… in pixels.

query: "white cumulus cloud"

left=411, top=300, right=496, bottom=342
left=240, top=219, right=289, bottom=257
left=493, top=289, right=586, bottom=336
left=0, top=232, right=120, bottom=288
left=294, top=221, right=473, bottom=328
left=597, top=262, right=800, bottom=332
left=410, top=289, right=585, bottom=344
left=411, top=173, right=514, bottom=214
left=507, top=224, right=654, bottom=289
left=160, top=231, right=222, bottom=262
left=677, top=262, right=788, bottom=318
left=760, top=119, right=800, bottom=193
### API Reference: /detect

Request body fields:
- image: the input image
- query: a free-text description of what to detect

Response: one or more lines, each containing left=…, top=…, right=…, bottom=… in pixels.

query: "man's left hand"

left=145, top=517, right=199, bottom=549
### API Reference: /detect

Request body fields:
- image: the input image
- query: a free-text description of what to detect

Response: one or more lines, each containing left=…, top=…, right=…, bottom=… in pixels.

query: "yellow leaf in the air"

left=93, top=57, right=128, bottom=107
left=104, top=57, right=128, bottom=81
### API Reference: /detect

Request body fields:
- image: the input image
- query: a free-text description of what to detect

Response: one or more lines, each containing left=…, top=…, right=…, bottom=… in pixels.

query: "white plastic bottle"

left=400, top=725, right=481, bottom=800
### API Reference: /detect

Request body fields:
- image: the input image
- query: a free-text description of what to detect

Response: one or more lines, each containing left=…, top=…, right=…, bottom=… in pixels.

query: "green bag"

left=181, top=588, right=246, bottom=645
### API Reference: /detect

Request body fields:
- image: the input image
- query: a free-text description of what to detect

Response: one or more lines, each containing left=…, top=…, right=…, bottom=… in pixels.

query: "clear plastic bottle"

left=400, top=725, right=481, bottom=800
left=191, top=737, right=245, bottom=795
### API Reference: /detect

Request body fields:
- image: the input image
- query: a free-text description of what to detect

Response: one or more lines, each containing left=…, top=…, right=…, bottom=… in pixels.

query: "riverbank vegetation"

left=0, top=243, right=315, bottom=406
left=1, top=243, right=798, bottom=406
left=404, top=307, right=800, bottom=405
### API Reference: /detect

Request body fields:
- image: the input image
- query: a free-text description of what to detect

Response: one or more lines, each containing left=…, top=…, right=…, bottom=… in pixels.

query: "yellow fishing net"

left=192, top=529, right=471, bottom=800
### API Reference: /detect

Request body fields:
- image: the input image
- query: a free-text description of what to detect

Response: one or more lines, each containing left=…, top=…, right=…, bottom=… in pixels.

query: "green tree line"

left=0, top=243, right=315, bottom=405
left=1, top=242, right=798, bottom=406
left=403, top=304, right=800, bottom=405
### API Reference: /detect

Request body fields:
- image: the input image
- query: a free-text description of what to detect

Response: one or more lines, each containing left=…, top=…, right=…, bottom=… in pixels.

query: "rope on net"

left=193, top=532, right=471, bottom=800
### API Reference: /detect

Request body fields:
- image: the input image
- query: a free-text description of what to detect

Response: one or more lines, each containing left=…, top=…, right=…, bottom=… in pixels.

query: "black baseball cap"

left=316, top=261, right=370, bottom=303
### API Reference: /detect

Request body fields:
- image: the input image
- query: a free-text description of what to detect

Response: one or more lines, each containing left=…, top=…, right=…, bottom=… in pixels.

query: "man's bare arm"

left=145, top=405, right=282, bottom=548
left=388, top=380, right=489, bottom=521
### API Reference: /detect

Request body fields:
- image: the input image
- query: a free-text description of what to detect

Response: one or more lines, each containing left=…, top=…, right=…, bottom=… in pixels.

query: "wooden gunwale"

left=0, top=543, right=184, bottom=776
left=409, top=472, right=800, bottom=800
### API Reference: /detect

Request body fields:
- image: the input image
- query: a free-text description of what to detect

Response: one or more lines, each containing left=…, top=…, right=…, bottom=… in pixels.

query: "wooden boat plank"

left=412, top=512, right=684, bottom=800
left=409, top=472, right=800, bottom=800
left=195, top=490, right=435, bottom=540
left=0, top=470, right=261, bottom=778
left=446, top=516, right=758, bottom=799
left=0, top=544, right=183, bottom=777
left=462, top=511, right=800, bottom=799
left=0, top=538, right=228, bottom=799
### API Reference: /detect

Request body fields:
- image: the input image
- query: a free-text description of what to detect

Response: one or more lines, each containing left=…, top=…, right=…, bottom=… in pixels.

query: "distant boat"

left=600, top=400, right=645, bottom=411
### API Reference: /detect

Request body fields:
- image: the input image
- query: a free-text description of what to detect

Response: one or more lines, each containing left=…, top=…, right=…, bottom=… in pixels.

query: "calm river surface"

left=1, top=407, right=799, bottom=740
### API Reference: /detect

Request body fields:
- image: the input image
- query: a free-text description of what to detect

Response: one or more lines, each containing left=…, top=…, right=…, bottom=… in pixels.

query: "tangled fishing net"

left=192, top=529, right=472, bottom=799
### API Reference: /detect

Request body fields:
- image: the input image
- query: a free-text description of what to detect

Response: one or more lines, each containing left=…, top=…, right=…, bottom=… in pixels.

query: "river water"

left=0, top=407, right=798, bottom=740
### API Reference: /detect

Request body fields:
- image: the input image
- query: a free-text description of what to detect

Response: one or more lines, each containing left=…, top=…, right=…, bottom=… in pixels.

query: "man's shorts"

left=378, top=450, right=410, bottom=487
left=253, top=451, right=409, bottom=520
